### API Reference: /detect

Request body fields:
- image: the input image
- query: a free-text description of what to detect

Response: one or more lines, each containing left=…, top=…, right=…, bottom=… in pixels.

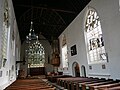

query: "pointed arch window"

left=85, top=8, right=107, bottom=64
left=62, top=35, right=68, bottom=68
left=26, top=41, right=45, bottom=68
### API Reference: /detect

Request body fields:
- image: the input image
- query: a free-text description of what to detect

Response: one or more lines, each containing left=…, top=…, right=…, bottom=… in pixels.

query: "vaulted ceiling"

left=12, top=0, right=91, bottom=44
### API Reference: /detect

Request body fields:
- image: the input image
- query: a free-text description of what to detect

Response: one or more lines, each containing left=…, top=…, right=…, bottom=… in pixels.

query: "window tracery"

left=85, top=8, right=107, bottom=64
left=26, top=41, right=45, bottom=68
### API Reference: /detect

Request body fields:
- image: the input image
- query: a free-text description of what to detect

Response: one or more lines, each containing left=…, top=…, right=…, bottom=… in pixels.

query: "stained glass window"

left=26, top=41, right=45, bottom=68
left=85, top=8, right=107, bottom=64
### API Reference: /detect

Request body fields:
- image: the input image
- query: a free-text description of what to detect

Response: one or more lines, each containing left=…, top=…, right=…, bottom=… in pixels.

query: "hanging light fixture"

left=26, top=21, right=38, bottom=41
left=26, top=0, right=38, bottom=42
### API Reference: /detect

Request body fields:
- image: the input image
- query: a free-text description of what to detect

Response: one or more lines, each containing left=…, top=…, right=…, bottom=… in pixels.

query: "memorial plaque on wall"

left=71, top=45, right=77, bottom=56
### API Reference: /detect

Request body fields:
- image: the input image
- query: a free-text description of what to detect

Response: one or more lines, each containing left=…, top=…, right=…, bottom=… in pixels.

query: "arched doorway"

left=81, top=65, right=86, bottom=77
left=72, top=62, right=80, bottom=77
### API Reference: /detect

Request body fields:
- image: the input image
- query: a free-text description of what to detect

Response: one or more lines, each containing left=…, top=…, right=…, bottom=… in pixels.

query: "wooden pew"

left=70, top=78, right=106, bottom=90
left=90, top=83, right=120, bottom=90
left=67, top=77, right=95, bottom=90
left=82, top=81, right=117, bottom=90
left=64, top=77, right=89, bottom=90
left=57, top=77, right=76, bottom=86
left=56, top=77, right=119, bottom=90
left=47, top=75, right=72, bottom=83
left=98, top=83, right=120, bottom=90
left=57, top=77, right=99, bottom=90
left=85, top=78, right=120, bottom=90
left=61, top=77, right=90, bottom=89
left=57, top=76, right=120, bottom=90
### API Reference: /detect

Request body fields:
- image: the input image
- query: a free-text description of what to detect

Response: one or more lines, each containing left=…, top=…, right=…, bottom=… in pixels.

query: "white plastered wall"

left=0, top=0, right=21, bottom=89
left=59, top=0, right=120, bottom=79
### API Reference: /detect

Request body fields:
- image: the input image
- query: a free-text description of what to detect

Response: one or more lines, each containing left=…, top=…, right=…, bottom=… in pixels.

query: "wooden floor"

left=5, top=76, right=56, bottom=90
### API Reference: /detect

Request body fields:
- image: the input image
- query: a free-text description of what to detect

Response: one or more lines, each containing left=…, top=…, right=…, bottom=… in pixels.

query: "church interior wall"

left=0, top=0, right=120, bottom=89
left=0, top=0, right=21, bottom=89
left=59, top=0, right=120, bottom=79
